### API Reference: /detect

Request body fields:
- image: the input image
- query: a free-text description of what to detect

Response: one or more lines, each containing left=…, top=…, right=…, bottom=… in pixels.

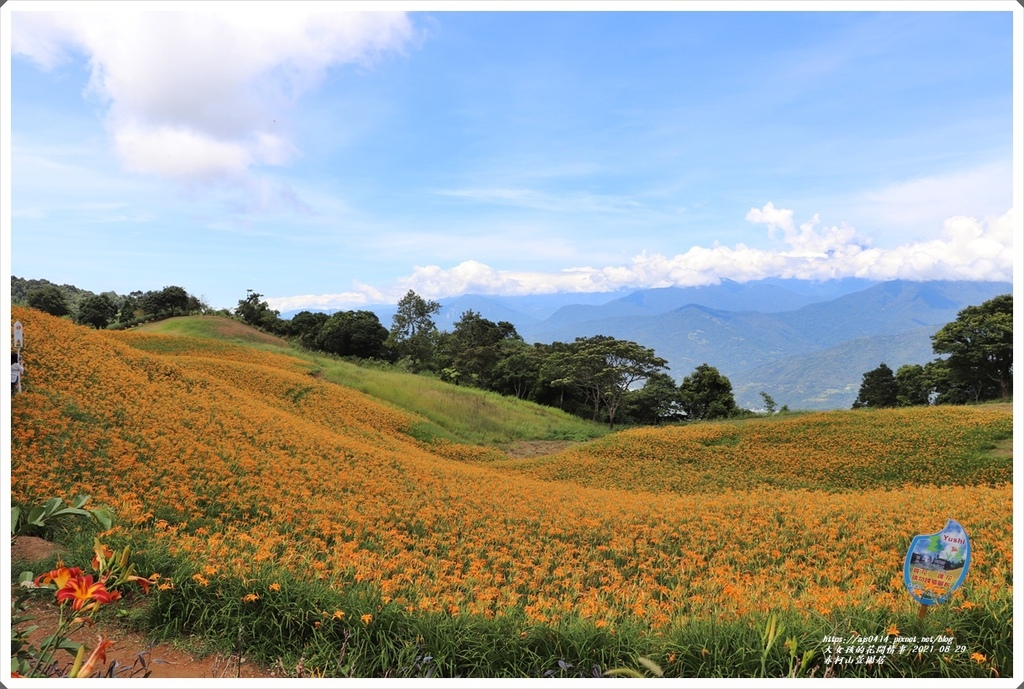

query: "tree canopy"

left=852, top=362, right=899, bottom=409
left=386, top=290, right=442, bottom=372
left=678, top=363, right=737, bottom=421
left=931, top=293, right=1012, bottom=401
left=26, top=285, right=71, bottom=317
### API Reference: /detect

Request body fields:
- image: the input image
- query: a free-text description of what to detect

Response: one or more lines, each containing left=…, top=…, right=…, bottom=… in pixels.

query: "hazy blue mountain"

left=769, top=280, right=1007, bottom=349
left=519, top=279, right=1010, bottom=410
left=282, top=290, right=630, bottom=330
left=435, top=294, right=544, bottom=329
left=730, top=326, right=943, bottom=411
left=536, top=276, right=872, bottom=327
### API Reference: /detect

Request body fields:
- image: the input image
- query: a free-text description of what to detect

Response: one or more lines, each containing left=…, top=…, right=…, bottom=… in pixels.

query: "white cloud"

left=13, top=8, right=416, bottom=181
left=265, top=204, right=1015, bottom=311
left=851, top=162, right=1013, bottom=243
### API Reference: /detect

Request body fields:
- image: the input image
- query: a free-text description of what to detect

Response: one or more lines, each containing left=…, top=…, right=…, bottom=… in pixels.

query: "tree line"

left=234, top=289, right=745, bottom=428
left=852, top=294, right=1012, bottom=409
left=12, top=277, right=213, bottom=329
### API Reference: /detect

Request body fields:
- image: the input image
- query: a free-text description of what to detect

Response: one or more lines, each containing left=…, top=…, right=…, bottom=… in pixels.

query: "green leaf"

left=90, top=506, right=115, bottom=530
left=27, top=506, right=46, bottom=526
left=72, top=494, right=92, bottom=509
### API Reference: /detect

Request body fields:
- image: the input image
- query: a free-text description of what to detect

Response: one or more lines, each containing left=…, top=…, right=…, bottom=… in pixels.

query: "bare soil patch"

left=207, top=317, right=291, bottom=348
left=991, top=437, right=1013, bottom=459
left=503, top=440, right=579, bottom=459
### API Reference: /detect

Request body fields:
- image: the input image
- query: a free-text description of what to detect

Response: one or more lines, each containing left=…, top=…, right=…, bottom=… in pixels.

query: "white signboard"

left=13, top=321, right=24, bottom=348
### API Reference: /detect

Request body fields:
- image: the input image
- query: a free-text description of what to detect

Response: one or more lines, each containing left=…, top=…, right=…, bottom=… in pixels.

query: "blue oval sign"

left=903, top=519, right=971, bottom=606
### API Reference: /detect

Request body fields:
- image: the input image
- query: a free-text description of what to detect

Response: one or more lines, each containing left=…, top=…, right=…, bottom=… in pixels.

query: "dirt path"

left=502, top=440, right=579, bottom=459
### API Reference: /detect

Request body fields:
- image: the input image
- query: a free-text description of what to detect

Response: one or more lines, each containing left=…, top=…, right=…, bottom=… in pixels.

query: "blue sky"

left=3, top=3, right=1019, bottom=312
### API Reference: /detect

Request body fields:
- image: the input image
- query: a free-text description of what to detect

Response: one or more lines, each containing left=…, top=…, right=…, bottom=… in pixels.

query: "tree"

left=894, top=363, right=932, bottom=407
left=931, top=294, right=1012, bottom=401
left=597, top=339, right=669, bottom=429
left=290, top=311, right=329, bottom=347
left=678, top=363, right=737, bottom=421
left=141, top=285, right=192, bottom=316
left=759, top=391, right=778, bottom=415
left=852, top=363, right=898, bottom=409
left=386, top=290, right=441, bottom=372
left=492, top=340, right=544, bottom=399
left=440, top=310, right=521, bottom=389
left=235, top=290, right=282, bottom=332
left=76, top=294, right=118, bottom=329
left=316, top=310, right=388, bottom=359
left=624, top=372, right=683, bottom=425
left=117, top=291, right=145, bottom=324
left=548, top=336, right=668, bottom=429
left=26, top=285, right=71, bottom=317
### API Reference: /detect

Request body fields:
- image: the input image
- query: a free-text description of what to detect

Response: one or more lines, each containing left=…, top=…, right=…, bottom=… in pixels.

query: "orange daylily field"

left=9, top=307, right=1014, bottom=676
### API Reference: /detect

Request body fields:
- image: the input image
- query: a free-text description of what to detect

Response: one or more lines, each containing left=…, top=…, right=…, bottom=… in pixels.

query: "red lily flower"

left=56, top=574, right=118, bottom=611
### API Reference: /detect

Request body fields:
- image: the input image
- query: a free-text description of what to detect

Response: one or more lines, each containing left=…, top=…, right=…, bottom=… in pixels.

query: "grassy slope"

left=134, top=316, right=606, bottom=446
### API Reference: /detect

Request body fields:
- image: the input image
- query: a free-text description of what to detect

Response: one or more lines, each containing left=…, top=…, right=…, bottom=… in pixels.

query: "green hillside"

left=134, top=315, right=606, bottom=446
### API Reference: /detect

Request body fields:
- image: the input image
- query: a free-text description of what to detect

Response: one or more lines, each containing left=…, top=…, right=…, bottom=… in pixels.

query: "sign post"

left=903, top=519, right=971, bottom=619
left=12, top=321, right=25, bottom=394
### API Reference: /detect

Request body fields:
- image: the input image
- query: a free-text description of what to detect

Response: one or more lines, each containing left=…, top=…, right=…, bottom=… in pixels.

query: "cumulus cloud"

left=265, top=204, right=1015, bottom=311
left=12, top=8, right=415, bottom=181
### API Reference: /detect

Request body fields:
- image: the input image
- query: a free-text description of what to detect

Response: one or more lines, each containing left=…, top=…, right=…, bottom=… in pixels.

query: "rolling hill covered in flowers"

left=9, top=307, right=1013, bottom=678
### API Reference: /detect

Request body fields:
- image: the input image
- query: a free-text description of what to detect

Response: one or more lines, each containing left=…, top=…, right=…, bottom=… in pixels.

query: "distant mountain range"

left=282, top=278, right=1012, bottom=411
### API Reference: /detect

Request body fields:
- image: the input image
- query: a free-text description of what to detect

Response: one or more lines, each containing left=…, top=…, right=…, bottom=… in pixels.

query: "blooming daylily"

left=73, top=638, right=114, bottom=678
left=34, top=565, right=83, bottom=590
left=92, top=543, right=115, bottom=572
left=56, top=574, right=119, bottom=611
left=127, top=573, right=156, bottom=594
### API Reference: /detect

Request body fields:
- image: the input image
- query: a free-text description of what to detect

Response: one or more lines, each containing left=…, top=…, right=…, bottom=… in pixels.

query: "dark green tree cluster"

left=13, top=277, right=208, bottom=329
left=853, top=294, right=1012, bottom=409
left=233, top=291, right=393, bottom=360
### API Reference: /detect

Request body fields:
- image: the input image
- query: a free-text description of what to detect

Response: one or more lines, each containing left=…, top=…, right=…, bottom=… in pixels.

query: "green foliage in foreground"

left=81, top=540, right=1007, bottom=679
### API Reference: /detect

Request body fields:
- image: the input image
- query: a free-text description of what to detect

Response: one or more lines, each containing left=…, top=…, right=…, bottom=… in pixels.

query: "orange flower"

left=885, top=623, right=900, bottom=636
left=35, top=565, right=82, bottom=590
left=269, top=582, right=281, bottom=592
left=92, top=543, right=114, bottom=571
left=127, top=573, right=156, bottom=594
left=243, top=593, right=260, bottom=603
left=56, top=574, right=119, bottom=611
left=332, top=610, right=345, bottom=620
left=970, top=652, right=986, bottom=664
left=360, top=613, right=373, bottom=625
left=74, top=637, right=114, bottom=678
